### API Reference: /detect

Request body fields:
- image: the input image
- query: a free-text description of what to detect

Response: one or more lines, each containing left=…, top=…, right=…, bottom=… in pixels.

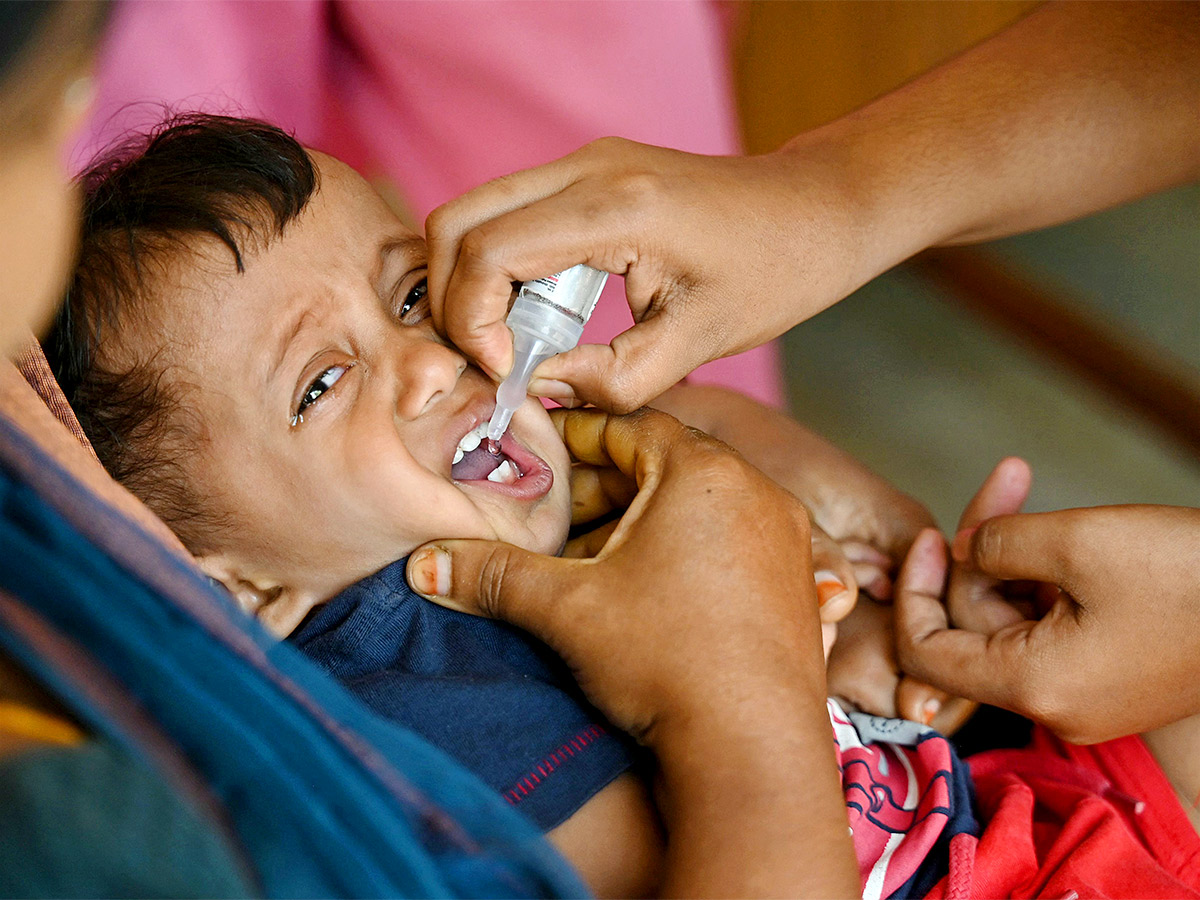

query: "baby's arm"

left=651, top=385, right=975, bottom=730
left=546, top=773, right=664, bottom=898
left=652, top=383, right=934, bottom=595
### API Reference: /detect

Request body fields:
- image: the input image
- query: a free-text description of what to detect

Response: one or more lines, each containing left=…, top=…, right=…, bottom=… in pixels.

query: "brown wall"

left=732, top=1, right=1040, bottom=154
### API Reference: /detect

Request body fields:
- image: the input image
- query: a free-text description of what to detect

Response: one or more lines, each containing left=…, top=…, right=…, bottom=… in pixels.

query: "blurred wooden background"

left=732, top=1, right=1039, bottom=152
left=725, top=1, right=1200, bottom=522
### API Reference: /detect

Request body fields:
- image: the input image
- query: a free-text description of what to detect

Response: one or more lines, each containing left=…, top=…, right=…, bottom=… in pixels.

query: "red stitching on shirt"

left=503, top=724, right=608, bottom=806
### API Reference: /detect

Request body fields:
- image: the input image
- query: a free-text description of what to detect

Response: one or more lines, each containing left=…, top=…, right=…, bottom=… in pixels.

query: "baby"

left=50, top=115, right=973, bottom=898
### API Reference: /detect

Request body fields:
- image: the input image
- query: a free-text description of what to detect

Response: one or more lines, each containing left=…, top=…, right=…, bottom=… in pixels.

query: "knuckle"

left=600, top=388, right=642, bottom=416
left=474, top=545, right=512, bottom=619
left=424, top=203, right=452, bottom=241
left=597, top=367, right=648, bottom=415
left=1055, top=523, right=1088, bottom=578
left=584, top=134, right=626, bottom=156
left=972, top=518, right=1005, bottom=568
left=457, top=225, right=494, bottom=265
left=687, top=439, right=746, bottom=478
left=580, top=135, right=637, bottom=166
left=610, top=172, right=668, bottom=221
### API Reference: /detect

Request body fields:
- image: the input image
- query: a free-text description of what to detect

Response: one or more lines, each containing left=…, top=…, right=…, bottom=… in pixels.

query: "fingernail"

left=950, top=527, right=977, bottom=563
left=528, top=378, right=576, bottom=399
left=409, top=548, right=450, bottom=597
left=922, top=698, right=941, bottom=725
left=814, top=570, right=847, bottom=607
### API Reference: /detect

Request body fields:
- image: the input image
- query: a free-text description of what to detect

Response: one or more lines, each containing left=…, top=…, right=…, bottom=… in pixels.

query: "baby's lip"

left=458, top=429, right=554, bottom=501
left=443, top=401, right=554, bottom=501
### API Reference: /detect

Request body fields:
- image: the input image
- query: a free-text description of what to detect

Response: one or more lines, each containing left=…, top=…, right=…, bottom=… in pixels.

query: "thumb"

left=896, top=528, right=1043, bottom=712
left=538, top=315, right=704, bottom=415
left=407, top=540, right=582, bottom=637
left=965, top=511, right=1082, bottom=584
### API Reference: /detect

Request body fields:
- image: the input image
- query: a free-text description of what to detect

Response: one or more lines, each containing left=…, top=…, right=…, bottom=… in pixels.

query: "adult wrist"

left=770, top=115, right=954, bottom=313
left=646, top=676, right=859, bottom=896
left=644, top=655, right=833, bottom=801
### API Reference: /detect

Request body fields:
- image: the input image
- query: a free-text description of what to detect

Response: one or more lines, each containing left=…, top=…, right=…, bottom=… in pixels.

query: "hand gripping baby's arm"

left=651, top=384, right=934, bottom=583
left=651, top=384, right=981, bottom=730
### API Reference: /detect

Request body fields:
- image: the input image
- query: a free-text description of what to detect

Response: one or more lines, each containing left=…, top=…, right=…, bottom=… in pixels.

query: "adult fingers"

left=550, top=406, right=646, bottom=473
left=947, top=457, right=1033, bottom=633
left=567, top=464, right=638, bottom=526
left=894, top=529, right=1052, bottom=713
left=962, top=509, right=1092, bottom=585
left=532, top=298, right=725, bottom=413
left=811, top=526, right=858, bottom=625
left=435, top=187, right=646, bottom=381
left=425, top=149, right=593, bottom=328
left=562, top=520, right=620, bottom=559
left=552, top=405, right=727, bottom=484
left=407, top=539, right=585, bottom=640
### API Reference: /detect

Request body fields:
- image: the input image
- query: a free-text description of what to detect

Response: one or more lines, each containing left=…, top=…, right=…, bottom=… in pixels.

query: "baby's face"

left=137, top=154, right=571, bottom=635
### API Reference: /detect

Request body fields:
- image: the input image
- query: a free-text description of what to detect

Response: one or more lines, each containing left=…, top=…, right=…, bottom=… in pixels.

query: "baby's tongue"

left=452, top=445, right=505, bottom=481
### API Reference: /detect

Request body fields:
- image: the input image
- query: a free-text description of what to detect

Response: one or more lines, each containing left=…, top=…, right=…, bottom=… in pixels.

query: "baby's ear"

left=195, top=552, right=322, bottom=640
left=195, top=553, right=279, bottom=618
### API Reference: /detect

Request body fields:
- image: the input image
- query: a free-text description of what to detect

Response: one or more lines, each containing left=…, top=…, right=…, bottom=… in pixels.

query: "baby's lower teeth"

left=453, top=446, right=464, bottom=464
left=486, top=460, right=518, bottom=484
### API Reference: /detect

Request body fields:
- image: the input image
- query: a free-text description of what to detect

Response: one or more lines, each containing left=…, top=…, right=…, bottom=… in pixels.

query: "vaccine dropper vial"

left=486, top=265, right=609, bottom=449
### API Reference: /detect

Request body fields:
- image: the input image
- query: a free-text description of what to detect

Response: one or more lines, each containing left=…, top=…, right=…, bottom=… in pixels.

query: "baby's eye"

left=292, top=364, right=348, bottom=424
left=396, top=278, right=429, bottom=323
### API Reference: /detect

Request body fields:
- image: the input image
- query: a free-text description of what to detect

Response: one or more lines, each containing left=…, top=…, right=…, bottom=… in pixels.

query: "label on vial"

left=522, top=265, right=606, bottom=323
left=519, top=288, right=588, bottom=325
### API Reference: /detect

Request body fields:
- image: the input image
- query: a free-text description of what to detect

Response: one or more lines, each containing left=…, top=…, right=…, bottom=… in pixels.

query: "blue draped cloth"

left=0, top=412, right=587, bottom=898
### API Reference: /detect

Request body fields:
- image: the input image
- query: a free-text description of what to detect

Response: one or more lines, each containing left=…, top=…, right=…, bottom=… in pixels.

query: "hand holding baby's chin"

left=408, top=407, right=836, bottom=746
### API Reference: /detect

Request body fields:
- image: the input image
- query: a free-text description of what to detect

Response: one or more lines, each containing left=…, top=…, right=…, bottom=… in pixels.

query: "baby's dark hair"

left=45, top=113, right=318, bottom=551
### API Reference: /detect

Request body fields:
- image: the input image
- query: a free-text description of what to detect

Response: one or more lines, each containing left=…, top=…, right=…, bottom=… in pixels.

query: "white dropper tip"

left=486, top=404, right=514, bottom=444
left=486, top=337, right=555, bottom=444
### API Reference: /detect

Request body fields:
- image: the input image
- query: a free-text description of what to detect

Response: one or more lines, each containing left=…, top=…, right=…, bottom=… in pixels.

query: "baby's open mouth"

left=452, top=423, right=520, bottom=483
left=449, top=421, right=555, bottom=500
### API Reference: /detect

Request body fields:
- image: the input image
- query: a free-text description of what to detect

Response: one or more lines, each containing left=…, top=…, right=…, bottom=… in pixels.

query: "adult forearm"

left=651, top=683, right=859, bottom=898
left=426, top=4, right=1198, bottom=413
left=798, top=1, right=1200, bottom=280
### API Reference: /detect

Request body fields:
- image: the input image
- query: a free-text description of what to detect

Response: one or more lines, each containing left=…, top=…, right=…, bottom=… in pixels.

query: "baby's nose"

left=394, top=337, right=467, bottom=419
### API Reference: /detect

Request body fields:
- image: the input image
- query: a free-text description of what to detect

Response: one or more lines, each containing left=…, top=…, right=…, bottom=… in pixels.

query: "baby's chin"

left=491, top=489, right=574, bottom=559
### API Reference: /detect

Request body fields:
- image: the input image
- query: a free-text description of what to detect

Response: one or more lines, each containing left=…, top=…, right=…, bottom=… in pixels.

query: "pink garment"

left=828, top=699, right=964, bottom=899
left=80, top=0, right=783, bottom=406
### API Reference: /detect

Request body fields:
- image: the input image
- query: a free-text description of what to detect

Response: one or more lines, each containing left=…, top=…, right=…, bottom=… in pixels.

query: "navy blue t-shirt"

left=290, top=558, right=642, bottom=831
